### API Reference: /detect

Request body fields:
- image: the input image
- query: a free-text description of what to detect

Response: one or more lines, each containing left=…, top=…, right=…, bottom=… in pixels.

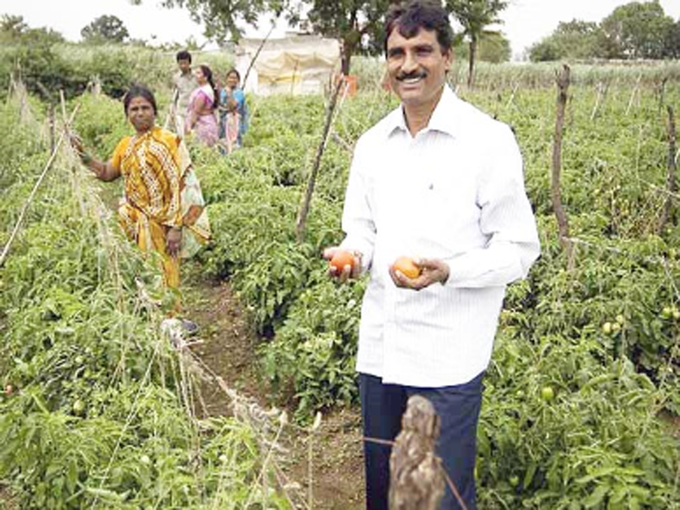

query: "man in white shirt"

left=324, top=1, right=540, bottom=509
left=171, top=50, right=199, bottom=137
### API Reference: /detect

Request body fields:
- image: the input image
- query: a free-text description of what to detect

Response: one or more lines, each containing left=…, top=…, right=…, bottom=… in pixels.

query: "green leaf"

left=66, top=459, right=78, bottom=494
left=583, top=485, right=609, bottom=508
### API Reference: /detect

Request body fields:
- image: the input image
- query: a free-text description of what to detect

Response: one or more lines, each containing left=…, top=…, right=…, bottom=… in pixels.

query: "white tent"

left=236, top=35, right=341, bottom=96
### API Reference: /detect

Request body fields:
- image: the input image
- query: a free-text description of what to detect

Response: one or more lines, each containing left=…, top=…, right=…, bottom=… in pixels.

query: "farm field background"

left=0, top=49, right=679, bottom=509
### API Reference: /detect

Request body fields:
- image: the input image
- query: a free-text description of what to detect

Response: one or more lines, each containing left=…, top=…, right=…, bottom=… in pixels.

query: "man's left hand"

left=167, top=228, right=182, bottom=257
left=389, top=258, right=450, bottom=290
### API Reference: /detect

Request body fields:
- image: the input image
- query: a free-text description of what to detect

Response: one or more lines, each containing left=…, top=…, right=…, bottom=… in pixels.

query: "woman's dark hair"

left=384, top=0, right=454, bottom=54
left=123, top=85, right=158, bottom=115
left=176, top=50, right=192, bottom=63
left=226, top=68, right=241, bottom=83
left=199, top=64, right=219, bottom=110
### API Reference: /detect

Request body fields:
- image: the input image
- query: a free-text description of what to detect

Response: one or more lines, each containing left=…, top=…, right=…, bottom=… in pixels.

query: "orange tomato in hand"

left=392, top=256, right=421, bottom=279
left=329, top=250, right=355, bottom=274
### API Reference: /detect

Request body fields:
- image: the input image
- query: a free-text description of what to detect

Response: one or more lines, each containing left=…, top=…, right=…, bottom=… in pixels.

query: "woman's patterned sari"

left=112, top=126, right=211, bottom=289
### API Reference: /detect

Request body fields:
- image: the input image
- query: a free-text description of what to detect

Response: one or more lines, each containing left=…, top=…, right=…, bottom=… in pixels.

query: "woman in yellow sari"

left=71, top=85, right=210, bottom=299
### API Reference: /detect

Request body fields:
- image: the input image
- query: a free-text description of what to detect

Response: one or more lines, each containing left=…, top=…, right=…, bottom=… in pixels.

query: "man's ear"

left=443, top=49, right=453, bottom=72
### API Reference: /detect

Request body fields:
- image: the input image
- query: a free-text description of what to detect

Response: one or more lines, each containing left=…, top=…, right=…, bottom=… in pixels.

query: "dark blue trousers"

left=359, top=371, right=484, bottom=510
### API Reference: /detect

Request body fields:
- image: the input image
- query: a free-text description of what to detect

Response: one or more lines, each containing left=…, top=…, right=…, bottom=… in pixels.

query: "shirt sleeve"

left=339, top=139, right=376, bottom=271
left=445, top=124, right=540, bottom=288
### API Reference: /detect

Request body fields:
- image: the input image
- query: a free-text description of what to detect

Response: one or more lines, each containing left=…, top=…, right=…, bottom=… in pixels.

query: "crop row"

left=65, top=82, right=680, bottom=507
left=0, top=96, right=286, bottom=508
left=196, top=85, right=680, bottom=507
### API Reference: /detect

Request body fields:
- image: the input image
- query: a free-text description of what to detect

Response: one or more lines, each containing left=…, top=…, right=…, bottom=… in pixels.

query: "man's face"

left=178, top=59, right=191, bottom=75
left=386, top=27, right=451, bottom=108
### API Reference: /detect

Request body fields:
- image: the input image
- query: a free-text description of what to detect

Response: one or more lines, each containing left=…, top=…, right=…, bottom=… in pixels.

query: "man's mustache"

left=397, top=71, right=427, bottom=81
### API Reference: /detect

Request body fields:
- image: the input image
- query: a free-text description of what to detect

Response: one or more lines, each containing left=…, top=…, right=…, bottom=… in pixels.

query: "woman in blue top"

left=218, top=68, right=248, bottom=150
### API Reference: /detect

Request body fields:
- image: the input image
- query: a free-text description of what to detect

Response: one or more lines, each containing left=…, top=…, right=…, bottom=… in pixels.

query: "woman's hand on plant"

left=68, top=131, right=85, bottom=155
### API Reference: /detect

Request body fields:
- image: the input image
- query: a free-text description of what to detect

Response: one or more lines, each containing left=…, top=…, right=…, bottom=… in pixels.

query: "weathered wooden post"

left=389, top=395, right=445, bottom=510
left=296, top=76, right=345, bottom=243
left=659, top=106, right=677, bottom=232
left=552, top=64, right=572, bottom=259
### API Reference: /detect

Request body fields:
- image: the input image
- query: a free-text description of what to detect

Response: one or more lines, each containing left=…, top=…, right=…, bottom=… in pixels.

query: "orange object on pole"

left=335, top=73, right=358, bottom=97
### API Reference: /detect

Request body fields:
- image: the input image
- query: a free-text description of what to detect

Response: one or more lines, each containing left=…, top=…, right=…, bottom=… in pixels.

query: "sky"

left=3, top=0, right=680, bottom=59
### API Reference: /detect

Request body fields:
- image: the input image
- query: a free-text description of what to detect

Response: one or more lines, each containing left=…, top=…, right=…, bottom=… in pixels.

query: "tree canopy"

left=0, top=14, right=64, bottom=45
left=81, top=15, right=130, bottom=44
left=599, top=0, right=675, bottom=59
left=445, top=0, right=508, bottom=86
left=130, top=0, right=286, bottom=46
left=530, top=0, right=679, bottom=62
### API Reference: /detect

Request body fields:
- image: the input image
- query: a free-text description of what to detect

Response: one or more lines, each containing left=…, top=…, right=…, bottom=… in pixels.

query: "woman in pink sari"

left=185, top=65, right=219, bottom=146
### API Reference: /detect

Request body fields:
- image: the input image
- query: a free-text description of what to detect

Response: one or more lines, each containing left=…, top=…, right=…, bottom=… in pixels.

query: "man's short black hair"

left=176, top=50, right=192, bottom=63
left=123, top=84, right=158, bottom=115
left=384, top=0, right=454, bottom=55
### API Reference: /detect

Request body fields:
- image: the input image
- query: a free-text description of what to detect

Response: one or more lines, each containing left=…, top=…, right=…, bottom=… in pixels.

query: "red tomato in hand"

left=330, top=250, right=355, bottom=274
left=393, top=256, right=421, bottom=279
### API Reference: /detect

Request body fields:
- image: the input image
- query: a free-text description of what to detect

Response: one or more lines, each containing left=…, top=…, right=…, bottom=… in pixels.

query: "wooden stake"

left=626, top=74, right=642, bottom=116
left=552, top=65, right=572, bottom=257
left=295, top=77, right=345, bottom=243
left=49, top=105, right=56, bottom=153
left=658, top=77, right=668, bottom=114
left=590, top=81, right=607, bottom=121
left=659, top=106, right=677, bottom=232
left=242, top=23, right=275, bottom=91
left=505, top=81, right=520, bottom=110
left=389, top=395, right=448, bottom=510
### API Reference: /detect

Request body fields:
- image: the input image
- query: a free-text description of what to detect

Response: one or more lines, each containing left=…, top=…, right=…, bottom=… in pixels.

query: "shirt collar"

left=385, top=85, right=461, bottom=139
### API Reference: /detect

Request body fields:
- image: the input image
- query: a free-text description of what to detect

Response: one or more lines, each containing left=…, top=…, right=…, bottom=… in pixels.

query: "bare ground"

left=181, top=264, right=366, bottom=509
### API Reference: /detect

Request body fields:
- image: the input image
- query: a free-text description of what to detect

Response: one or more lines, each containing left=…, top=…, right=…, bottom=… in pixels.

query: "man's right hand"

left=323, top=247, right=361, bottom=283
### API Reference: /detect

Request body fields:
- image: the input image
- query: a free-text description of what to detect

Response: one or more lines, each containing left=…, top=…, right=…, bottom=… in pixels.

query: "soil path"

left=182, top=264, right=366, bottom=509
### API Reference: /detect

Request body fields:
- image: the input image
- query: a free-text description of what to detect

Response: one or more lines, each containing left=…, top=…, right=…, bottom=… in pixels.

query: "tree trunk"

left=467, top=37, right=477, bottom=89
left=341, top=37, right=356, bottom=76
left=341, top=51, right=352, bottom=76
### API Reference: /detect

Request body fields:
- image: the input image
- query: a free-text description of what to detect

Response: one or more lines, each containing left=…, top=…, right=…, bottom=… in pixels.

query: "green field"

left=1, top=57, right=679, bottom=508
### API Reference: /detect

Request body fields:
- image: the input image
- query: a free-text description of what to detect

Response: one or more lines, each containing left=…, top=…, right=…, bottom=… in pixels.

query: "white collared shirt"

left=340, top=85, right=540, bottom=387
